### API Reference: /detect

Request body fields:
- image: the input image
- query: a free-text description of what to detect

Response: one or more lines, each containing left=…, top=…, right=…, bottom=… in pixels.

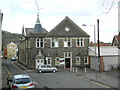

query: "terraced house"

left=19, top=15, right=90, bottom=69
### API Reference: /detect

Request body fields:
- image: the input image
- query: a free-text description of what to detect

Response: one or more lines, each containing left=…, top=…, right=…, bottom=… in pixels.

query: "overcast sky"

left=0, top=0, right=119, bottom=42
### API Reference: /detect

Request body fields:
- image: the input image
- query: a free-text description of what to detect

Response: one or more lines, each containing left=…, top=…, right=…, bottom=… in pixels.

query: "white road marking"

left=91, top=81, right=110, bottom=88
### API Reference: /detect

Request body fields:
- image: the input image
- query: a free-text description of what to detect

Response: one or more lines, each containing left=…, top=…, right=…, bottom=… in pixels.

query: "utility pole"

left=97, top=19, right=100, bottom=72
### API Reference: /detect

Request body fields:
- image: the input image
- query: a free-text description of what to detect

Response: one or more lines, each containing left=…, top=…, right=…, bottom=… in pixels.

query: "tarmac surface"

left=14, top=61, right=119, bottom=90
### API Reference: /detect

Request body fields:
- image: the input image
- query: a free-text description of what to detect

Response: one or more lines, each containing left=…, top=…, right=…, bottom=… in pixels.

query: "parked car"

left=7, top=74, right=35, bottom=90
left=37, top=64, right=57, bottom=73
left=11, top=57, right=16, bottom=61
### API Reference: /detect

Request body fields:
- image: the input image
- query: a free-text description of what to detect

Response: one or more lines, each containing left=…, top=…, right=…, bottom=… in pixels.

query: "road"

left=2, top=59, right=112, bottom=89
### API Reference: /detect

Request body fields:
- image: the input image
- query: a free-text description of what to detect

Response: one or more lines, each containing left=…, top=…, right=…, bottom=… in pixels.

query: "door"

left=65, top=58, right=70, bottom=68
left=36, top=59, right=44, bottom=69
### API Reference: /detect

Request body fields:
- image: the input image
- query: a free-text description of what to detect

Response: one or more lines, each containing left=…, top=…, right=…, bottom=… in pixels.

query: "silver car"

left=37, top=64, right=57, bottom=73
left=8, top=74, right=35, bottom=90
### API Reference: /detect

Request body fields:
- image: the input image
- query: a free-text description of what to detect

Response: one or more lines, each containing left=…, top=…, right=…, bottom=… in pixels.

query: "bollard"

left=70, top=67, right=72, bottom=72
left=96, top=74, right=98, bottom=80
left=73, top=67, right=74, bottom=72
left=75, top=67, right=78, bottom=74
left=85, top=67, right=86, bottom=74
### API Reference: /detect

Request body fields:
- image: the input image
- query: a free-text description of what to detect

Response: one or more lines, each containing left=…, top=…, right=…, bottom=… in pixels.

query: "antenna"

left=35, top=0, right=39, bottom=12
left=34, top=0, right=44, bottom=13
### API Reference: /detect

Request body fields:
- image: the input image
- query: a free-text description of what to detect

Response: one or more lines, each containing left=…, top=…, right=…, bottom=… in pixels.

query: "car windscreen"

left=15, top=78, right=31, bottom=84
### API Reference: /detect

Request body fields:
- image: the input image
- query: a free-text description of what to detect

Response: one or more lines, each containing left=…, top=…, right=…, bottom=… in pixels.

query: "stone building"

left=19, top=15, right=90, bottom=69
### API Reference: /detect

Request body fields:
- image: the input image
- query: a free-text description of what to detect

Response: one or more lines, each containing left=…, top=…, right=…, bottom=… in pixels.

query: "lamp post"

left=82, top=24, right=97, bottom=70
left=82, top=24, right=96, bottom=54
left=82, top=24, right=96, bottom=43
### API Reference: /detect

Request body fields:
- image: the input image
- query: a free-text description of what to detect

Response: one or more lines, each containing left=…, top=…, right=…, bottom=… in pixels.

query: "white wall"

left=90, top=56, right=99, bottom=71
left=103, top=56, right=118, bottom=71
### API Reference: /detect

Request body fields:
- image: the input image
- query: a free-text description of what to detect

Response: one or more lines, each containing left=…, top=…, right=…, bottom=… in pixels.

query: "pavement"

left=13, top=61, right=119, bottom=90
left=69, top=67, right=119, bottom=90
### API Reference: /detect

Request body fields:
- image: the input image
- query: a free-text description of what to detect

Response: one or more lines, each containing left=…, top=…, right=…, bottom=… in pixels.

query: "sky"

left=0, top=0, right=119, bottom=43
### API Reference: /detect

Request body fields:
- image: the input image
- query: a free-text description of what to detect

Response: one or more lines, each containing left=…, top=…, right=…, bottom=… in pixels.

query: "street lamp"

left=82, top=24, right=96, bottom=52
left=82, top=24, right=96, bottom=43
left=82, top=24, right=97, bottom=70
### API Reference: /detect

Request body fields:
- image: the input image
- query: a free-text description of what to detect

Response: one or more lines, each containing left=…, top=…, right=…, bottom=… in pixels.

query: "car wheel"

left=52, top=69, right=56, bottom=73
left=39, top=70, right=42, bottom=73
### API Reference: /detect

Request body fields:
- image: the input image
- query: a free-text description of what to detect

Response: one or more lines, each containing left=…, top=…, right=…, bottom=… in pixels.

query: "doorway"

left=65, top=58, right=70, bottom=68
left=36, top=59, right=44, bottom=69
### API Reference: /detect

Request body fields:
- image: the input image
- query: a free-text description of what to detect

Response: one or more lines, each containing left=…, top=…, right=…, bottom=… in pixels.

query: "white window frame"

left=64, top=52, right=72, bottom=58
left=46, top=57, right=51, bottom=65
left=76, top=38, right=84, bottom=47
left=84, top=57, right=88, bottom=64
left=76, top=57, right=81, bottom=65
left=64, top=38, right=72, bottom=47
left=36, top=38, right=44, bottom=48
left=51, top=39, right=59, bottom=47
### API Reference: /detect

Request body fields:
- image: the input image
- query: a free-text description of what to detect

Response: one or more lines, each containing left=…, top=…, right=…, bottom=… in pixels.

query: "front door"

left=36, top=59, right=44, bottom=69
left=65, top=58, right=70, bottom=68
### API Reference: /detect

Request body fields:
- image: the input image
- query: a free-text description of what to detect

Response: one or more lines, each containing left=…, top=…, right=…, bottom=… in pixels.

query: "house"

left=89, top=46, right=119, bottom=71
left=19, top=15, right=90, bottom=69
left=111, top=32, right=120, bottom=49
left=7, top=42, right=18, bottom=59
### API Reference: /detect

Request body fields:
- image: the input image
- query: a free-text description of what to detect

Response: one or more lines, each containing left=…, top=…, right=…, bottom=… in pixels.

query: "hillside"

left=2, top=30, right=22, bottom=48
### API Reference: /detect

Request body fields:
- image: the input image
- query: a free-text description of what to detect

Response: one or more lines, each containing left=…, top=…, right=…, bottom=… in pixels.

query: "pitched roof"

left=34, top=14, right=47, bottom=33
left=115, top=35, right=120, bottom=44
left=27, top=33, right=47, bottom=38
left=25, top=28, right=33, bottom=36
left=46, top=16, right=90, bottom=37
left=112, top=34, right=120, bottom=45
left=25, top=28, right=48, bottom=36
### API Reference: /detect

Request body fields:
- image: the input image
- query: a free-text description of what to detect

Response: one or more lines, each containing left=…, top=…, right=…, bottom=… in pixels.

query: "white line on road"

left=91, top=81, right=111, bottom=88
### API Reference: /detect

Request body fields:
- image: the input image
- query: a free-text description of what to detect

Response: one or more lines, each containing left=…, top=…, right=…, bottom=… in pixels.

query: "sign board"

left=59, top=58, right=65, bottom=65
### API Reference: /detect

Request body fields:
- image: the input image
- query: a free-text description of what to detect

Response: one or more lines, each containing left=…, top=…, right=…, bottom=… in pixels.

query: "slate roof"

left=25, top=28, right=34, bottom=36
left=24, top=14, right=48, bottom=36
left=115, top=35, right=120, bottom=44
left=46, top=16, right=90, bottom=37
left=28, top=33, right=47, bottom=38
left=34, top=14, right=47, bottom=33
left=25, top=28, right=48, bottom=36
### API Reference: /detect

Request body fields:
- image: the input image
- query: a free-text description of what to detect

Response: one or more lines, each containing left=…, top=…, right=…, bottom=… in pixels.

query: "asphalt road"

left=2, top=59, right=112, bottom=89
